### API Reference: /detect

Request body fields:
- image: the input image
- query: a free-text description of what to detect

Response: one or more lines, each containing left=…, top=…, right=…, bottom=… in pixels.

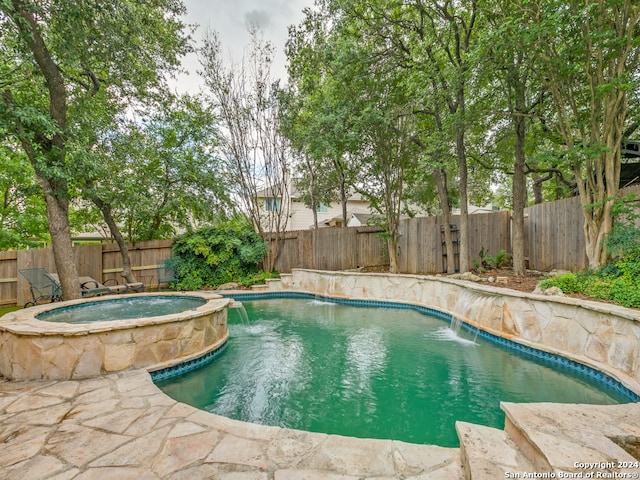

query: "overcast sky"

left=172, top=0, right=314, bottom=93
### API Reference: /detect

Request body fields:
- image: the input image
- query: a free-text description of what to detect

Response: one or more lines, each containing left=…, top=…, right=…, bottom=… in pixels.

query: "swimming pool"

left=156, top=298, right=630, bottom=447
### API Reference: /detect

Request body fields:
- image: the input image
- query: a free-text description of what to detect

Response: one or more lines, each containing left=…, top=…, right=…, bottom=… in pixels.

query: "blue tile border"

left=150, top=340, right=228, bottom=382
left=222, top=292, right=640, bottom=403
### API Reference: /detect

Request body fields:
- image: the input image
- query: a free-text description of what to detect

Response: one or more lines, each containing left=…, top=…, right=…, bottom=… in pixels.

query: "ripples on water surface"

left=157, top=298, right=628, bottom=447
left=38, top=296, right=205, bottom=323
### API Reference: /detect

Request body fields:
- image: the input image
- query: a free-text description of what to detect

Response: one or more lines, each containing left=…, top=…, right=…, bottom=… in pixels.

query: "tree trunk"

left=339, top=174, right=348, bottom=228
left=388, top=238, right=399, bottom=273
left=40, top=177, right=81, bottom=300
left=92, top=197, right=138, bottom=284
left=512, top=81, right=527, bottom=277
left=308, top=166, right=319, bottom=229
left=573, top=94, right=624, bottom=269
left=577, top=147, right=620, bottom=269
left=9, top=0, right=81, bottom=299
left=434, top=168, right=456, bottom=273
left=532, top=174, right=545, bottom=204
left=456, top=126, right=470, bottom=274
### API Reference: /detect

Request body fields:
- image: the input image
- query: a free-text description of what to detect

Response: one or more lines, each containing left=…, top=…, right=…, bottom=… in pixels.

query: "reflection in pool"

left=156, top=298, right=629, bottom=447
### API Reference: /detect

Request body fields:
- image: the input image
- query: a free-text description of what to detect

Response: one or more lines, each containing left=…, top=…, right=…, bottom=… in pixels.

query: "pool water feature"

left=156, top=298, right=629, bottom=447
left=37, top=295, right=206, bottom=324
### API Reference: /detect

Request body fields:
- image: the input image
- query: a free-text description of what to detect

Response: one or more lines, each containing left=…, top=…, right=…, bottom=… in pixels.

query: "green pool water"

left=156, top=298, right=628, bottom=447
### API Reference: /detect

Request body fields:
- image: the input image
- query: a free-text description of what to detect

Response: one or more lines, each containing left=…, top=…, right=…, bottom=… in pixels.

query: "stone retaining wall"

left=0, top=292, right=230, bottom=381
left=278, top=269, right=640, bottom=395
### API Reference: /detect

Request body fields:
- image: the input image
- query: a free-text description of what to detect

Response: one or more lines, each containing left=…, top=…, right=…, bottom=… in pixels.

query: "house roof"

left=349, top=213, right=381, bottom=225
left=256, top=183, right=368, bottom=202
left=315, top=209, right=379, bottom=228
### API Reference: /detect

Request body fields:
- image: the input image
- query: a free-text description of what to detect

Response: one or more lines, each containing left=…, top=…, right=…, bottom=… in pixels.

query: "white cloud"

left=171, top=0, right=313, bottom=93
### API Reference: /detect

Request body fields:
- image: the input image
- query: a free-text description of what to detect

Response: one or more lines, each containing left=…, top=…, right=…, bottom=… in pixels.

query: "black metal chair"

left=18, top=268, right=63, bottom=307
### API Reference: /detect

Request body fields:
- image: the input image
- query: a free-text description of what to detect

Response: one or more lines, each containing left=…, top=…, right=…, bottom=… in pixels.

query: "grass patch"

left=0, top=305, right=21, bottom=317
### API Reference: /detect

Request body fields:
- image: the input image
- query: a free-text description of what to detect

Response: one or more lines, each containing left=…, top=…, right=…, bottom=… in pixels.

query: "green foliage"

left=539, top=273, right=580, bottom=293
left=474, top=247, right=512, bottom=270
left=239, top=271, right=280, bottom=288
left=606, top=195, right=640, bottom=259
left=170, top=216, right=268, bottom=290
left=0, top=147, right=50, bottom=249
left=540, top=244, right=640, bottom=308
left=87, top=94, right=230, bottom=243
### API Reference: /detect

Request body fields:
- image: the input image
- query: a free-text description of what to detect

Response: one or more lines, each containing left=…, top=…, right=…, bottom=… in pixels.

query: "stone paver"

left=0, top=371, right=462, bottom=479
left=502, top=402, right=640, bottom=475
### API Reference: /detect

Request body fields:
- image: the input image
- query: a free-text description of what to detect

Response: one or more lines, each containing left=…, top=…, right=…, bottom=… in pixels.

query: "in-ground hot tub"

left=0, top=292, right=230, bottom=381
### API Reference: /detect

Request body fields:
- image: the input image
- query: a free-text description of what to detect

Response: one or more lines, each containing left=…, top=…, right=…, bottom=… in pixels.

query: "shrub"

left=580, top=276, right=613, bottom=300
left=171, top=216, right=268, bottom=290
left=239, top=270, right=280, bottom=287
left=473, top=247, right=512, bottom=271
left=539, top=273, right=580, bottom=293
left=539, top=243, right=640, bottom=308
left=610, top=277, right=640, bottom=308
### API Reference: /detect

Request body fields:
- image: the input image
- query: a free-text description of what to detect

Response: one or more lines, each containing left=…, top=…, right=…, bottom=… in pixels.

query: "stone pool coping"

left=0, top=370, right=464, bottom=479
left=0, top=292, right=226, bottom=335
left=3, top=370, right=639, bottom=480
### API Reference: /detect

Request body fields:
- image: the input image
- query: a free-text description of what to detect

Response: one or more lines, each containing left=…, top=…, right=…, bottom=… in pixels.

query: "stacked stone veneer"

left=0, top=292, right=230, bottom=381
left=276, top=269, right=640, bottom=395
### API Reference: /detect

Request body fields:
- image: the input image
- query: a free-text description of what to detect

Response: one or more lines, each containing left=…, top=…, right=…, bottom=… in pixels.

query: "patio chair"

left=49, top=274, right=110, bottom=298
left=19, top=268, right=63, bottom=307
left=83, top=276, right=145, bottom=294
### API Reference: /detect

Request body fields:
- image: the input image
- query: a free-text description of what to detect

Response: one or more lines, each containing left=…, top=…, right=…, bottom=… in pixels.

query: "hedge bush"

left=170, top=216, right=270, bottom=290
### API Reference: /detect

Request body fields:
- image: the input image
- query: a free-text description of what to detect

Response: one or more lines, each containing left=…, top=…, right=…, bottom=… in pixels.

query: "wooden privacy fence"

left=524, top=184, right=640, bottom=271
left=2, top=186, right=640, bottom=305
left=397, top=211, right=511, bottom=273
left=524, top=196, right=587, bottom=271
left=271, top=226, right=388, bottom=273
left=271, top=210, right=512, bottom=275
left=0, top=240, right=173, bottom=306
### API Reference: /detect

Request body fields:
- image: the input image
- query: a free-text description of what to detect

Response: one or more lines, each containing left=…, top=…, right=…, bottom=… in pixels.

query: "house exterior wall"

left=286, top=199, right=372, bottom=231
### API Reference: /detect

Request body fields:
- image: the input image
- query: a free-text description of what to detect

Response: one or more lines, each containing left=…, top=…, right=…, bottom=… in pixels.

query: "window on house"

left=316, top=203, right=328, bottom=213
left=265, top=199, right=281, bottom=212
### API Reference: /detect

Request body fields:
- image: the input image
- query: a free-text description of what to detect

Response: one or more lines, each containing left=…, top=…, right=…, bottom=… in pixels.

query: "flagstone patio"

left=0, top=370, right=462, bottom=479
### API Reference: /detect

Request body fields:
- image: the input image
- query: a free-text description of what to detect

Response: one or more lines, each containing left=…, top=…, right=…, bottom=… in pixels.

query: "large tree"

left=473, top=1, right=547, bottom=276
left=527, top=0, right=640, bottom=268
left=284, top=7, right=360, bottom=228
left=0, top=0, right=190, bottom=299
left=77, top=94, right=229, bottom=283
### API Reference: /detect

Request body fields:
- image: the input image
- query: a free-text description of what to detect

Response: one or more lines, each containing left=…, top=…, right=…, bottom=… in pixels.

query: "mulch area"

left=359, top=265, right=545, bottom=293
left=472, top=268, right=545, bottom=293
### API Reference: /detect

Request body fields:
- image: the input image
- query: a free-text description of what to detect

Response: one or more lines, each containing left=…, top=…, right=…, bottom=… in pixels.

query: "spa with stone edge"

left=0, top=291, right=230, bottom=381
